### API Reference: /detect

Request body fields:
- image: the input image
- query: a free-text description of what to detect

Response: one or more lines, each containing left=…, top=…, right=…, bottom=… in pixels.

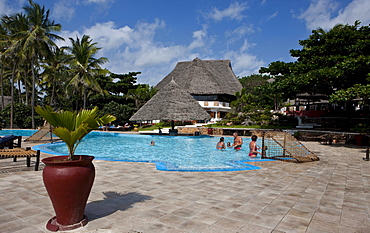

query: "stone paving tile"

left=237, top=223, right=274, bottom=233
left=177, top=219, right=210, bottom=232
left=274, top=214, right=311, bottom=232
left=211, top=216, right=245, bottom=232
left=1, top=140, right=370, bottom=232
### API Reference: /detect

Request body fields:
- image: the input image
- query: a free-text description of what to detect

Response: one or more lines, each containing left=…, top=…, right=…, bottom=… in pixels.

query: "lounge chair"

left=0, top=135, right=22, bottom=149
left=0, top=148, right=40, bottom=171
left=24, top=123, right=53, bottom=142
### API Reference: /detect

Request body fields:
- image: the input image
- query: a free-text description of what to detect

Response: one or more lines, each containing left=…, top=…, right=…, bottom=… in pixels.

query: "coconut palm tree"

left=0, top=13, right=28, bottom=128
left=0, top=22, right=7, bottom=110
left=64, top=35, right=109, bottom=109
left=2, top=1, right=63, bottom=128
left=40, top=47, right=71, bottom=107
left=21, top=0, right=64, bottom=128
left=126, top=84, right=158, bottom=109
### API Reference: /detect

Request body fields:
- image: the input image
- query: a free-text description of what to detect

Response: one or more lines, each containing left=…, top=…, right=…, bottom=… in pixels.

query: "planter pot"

left=42, top=155, right=95, bottom=231
left=355, top=135, right=364, bottom=146
left=133, top=127, right=139, bottom=132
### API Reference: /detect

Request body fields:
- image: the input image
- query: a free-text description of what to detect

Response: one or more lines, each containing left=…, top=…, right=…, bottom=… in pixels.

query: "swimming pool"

left=34, top=131, right=271, bottom=172
left=0, top=129, right=37, bottom=137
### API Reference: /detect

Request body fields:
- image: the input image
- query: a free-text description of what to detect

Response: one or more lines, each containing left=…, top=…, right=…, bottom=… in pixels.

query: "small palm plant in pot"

left=35, top=105, right=116, bottom=232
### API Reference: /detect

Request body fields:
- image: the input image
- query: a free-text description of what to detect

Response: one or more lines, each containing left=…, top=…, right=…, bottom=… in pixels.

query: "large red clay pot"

left=355, top=134, right=364, bottom=146
left=42, top=155, right=95, bottom=231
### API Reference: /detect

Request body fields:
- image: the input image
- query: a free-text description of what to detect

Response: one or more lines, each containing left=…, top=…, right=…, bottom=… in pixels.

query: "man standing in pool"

left=231, top=132, right=243, bottom=150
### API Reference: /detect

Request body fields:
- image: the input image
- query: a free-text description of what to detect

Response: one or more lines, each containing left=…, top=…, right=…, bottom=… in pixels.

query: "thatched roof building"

left=155, top=57, right=242, bottom=96
left=130, top=80, right=210, bottom=121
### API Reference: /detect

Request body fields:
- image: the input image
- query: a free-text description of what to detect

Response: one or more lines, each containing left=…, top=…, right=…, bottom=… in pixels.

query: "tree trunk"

left=49, top=80, right=56, bottom=106
left=10, top=62, right=16, bottom=129
left=83, top=86, right=87, bottom=109
left=0, top=67, right=4, bottom=110
left=31, top=57, right=36, bottom=129
left=17, top=78, right=22, bottom=103
left=24, top=69, right=28, bottom=105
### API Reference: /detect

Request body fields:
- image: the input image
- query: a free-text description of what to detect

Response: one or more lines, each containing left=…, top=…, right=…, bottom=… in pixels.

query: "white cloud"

left=224, top=50, right=265, bottom=77
left=85, top=0, right=113, bottom=4
left=267, top=11, right=278, bottom=20
left=52, top=0, right=75, bottom=21
left=188, top=24, right=208, bottom=50
left=298, top=0, right=370, bottom=30
left=223, top=40, right=264, bottom=77
left=226, top=23, right=255, bottom=38
left=0, top=0, right=23, bottom=16
left=57, top=16, right=265, bottom=85
left=207, top=2, right=248, bottom=21
left=57, top=19, right=210, bottom=85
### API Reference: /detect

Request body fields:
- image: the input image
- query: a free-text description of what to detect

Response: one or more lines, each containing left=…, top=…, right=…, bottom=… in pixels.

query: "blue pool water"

left=0, top=129, right=37, bottom=136
left=34, top=131, right=271, bottom=172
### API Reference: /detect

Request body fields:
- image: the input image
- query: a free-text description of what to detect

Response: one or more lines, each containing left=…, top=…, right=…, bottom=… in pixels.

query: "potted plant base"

left=35, top=105, right=115, bottom=232
left=42, top=155, right=95, bottom=232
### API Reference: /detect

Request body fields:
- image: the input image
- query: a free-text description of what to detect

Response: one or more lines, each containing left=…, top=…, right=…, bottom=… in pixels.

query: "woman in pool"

left=216, top=137, right=226, bottom=150
left=249, top=135, right=261, bottom=157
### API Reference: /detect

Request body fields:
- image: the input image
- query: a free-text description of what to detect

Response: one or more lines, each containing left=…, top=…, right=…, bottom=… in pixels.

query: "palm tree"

left=126, top=84, right=158, bottom=109
left=21, top=0, right=64, bottom=128
left=40, top=47, right=70, bottom=107
left=0, top=22, right=7, bottom=110
left=64, top=35, right=109, bottom=109
left=2, top=1, right=63, bottom=128
left=1, top=1, right=64, bottom=128
left=0, top=13, right=29, bottom=128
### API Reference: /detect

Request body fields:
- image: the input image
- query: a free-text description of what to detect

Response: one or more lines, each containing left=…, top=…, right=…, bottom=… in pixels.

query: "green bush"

left=352, top=124, right=370, bottom=133
left=101, top=101, right=136, bottom=126
left=0, top=102, right=43, bottom=128
left=161, top=121, right=193, bottom=127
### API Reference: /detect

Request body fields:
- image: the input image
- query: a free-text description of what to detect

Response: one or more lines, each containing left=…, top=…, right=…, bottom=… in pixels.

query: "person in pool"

left=227, top=142, right=232, bottom=148
left=249, top=135, right=261, bottom=157
left=216, top=137, right=226, bottom=150
left=150, top=141, right=155, bottom=146
left=231, top=132, right=243, bottom=150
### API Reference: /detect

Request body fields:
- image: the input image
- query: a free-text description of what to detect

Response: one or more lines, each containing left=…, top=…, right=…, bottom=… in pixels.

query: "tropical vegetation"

left=0, top=1, right=156, bottom=129
left=1, top=1, right=369, bottom=131
left=227, top=21, right=370, bottom=128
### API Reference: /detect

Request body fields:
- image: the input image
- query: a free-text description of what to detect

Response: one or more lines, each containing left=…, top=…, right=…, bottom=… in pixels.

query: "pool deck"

left=1, top=137, right=370, bottom=232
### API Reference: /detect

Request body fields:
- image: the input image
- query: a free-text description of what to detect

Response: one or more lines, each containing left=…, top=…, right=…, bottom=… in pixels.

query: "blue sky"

left=1, top=0, right=370, bottom=85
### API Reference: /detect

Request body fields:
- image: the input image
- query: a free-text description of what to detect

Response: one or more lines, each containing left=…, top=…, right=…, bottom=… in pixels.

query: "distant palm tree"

left=0, top=23, right=7, bottom=110
left=0, top=13, right=31, bottom=128
left=40, top=47, right=70, bottom=107
left=2, top=1, right=63, bottom=128
left=126, top=84, right=158, bottom=109
left=21, top=0, right=64, bottom=128
left=64, top=35, right=109, bottom=109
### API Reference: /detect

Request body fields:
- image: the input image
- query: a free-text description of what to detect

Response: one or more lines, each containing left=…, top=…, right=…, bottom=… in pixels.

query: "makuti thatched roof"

left=130, top=80, right=211, bottom=121
left=155, top=57, right=242, bottom=95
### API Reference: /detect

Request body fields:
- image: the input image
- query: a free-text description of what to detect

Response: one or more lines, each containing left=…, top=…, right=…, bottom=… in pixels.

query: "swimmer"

left=249, top=135, right=261, bottom=157
left=231, top=132, right=243, bottom=150
left=216, top=137, right=226, bottom=150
